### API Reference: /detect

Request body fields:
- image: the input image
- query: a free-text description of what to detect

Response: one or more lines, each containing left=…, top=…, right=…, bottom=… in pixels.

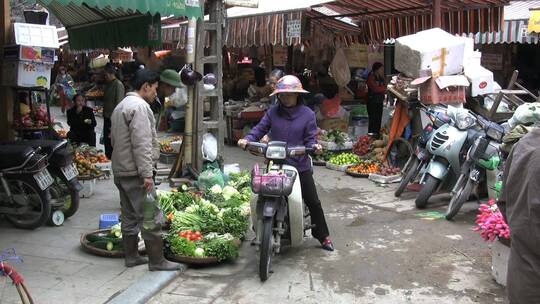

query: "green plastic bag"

left=197, top=167, right=225, bottom=190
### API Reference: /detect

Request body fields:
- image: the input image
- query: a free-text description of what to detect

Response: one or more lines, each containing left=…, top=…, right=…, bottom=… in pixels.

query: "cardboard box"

left=465, top=65, right=494, bottom=97
left=395, top=28, right=465, bottom=78
left=412, top=75, right=469, bottom=105
left=1, top=60, right=52, bottom=89
left=318, top=117, right=349, bottom=132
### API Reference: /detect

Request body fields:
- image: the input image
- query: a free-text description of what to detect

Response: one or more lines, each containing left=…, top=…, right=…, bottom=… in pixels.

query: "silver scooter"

left=415, top=106, right=479, bottom=208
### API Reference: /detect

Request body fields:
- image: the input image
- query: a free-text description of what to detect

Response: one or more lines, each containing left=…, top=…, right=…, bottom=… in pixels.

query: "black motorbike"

left=11, top=140, right=82, bottom=226
left=394, top=102, right=450, bottom=197
left=0, top=145, right=54, bottom=229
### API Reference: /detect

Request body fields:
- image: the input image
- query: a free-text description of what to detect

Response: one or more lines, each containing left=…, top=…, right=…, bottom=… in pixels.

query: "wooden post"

left=183, top=18, right=197, bottom=165
left=0, top=0, right=14, bottom=141
left=432, top=0, right=442, bottom=28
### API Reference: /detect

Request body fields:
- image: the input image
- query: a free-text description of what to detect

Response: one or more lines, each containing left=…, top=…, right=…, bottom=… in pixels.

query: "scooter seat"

left=0, top=145, right=35, bottom=169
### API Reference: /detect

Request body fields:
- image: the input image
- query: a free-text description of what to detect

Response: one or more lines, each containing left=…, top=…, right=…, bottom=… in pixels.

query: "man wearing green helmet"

left=152, top=69, right=184, bottom=130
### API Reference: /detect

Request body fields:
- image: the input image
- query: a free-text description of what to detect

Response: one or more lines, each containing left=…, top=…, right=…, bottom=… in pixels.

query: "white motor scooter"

left=244, top=141, right=312, bottom=281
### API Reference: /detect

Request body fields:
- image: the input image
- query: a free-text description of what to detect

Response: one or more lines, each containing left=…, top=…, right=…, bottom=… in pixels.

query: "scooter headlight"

left=455, top=112, right=476, bottom=130
left=265, top=146, right=287, bottom=159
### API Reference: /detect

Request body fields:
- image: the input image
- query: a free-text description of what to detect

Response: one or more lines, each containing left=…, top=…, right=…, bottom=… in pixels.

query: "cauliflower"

left=222, top=186, right=239, bottom=201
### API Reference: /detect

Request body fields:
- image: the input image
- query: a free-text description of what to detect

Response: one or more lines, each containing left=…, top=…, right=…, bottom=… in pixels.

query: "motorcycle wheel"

left=49, top=179, right=80, bottom=219
left=259, top=218, right=274, bottom=282
left=5, top=178, right=51, bottom=229
left=445, top=178, right=475, bottom=220
left=415, top=174, right=440, bottom=209
left=395, top=158, right=420, bottom=197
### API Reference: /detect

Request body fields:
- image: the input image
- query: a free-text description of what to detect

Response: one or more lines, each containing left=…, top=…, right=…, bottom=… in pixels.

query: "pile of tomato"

left=177, top=230, right=203, bottom=242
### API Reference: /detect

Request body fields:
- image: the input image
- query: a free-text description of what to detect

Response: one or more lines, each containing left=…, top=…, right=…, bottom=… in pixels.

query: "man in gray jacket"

left=111, top=69, right=181, bottom=271
left=499, top=127, right=540, bottom=303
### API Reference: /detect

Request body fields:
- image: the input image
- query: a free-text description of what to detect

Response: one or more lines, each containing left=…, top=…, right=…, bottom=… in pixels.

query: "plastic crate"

left=99, top=213, right=120, bottom=230
left=80, top=178, right=96, bottom=198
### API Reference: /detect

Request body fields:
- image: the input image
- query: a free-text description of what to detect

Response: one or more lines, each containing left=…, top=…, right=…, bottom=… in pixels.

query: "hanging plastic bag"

left=329, top=48, right=351, bottom=87
left=142, top=191, right=164, bottom=231
left=202, top=133, right=218, bottom=162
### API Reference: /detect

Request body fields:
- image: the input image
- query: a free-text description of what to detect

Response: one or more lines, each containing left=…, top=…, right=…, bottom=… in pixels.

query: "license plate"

left=416, top=147, right=428, bottom=160
left=61, top=163, right=79, bottom=181
left=34, top=169, right=54, bottom=191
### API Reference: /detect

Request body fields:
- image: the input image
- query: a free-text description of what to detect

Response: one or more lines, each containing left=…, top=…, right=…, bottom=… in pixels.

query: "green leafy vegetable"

left=202, top=237, right=239, bottom=262
left=167, top=235, right=196, bottom=256
left=228, top=171, right=251, bottom=190
left=221, top=208, right=249, bottom=239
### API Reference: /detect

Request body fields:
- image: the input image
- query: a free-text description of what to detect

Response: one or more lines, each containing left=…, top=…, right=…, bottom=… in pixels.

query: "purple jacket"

left=245, top=104, right=318, bottom=173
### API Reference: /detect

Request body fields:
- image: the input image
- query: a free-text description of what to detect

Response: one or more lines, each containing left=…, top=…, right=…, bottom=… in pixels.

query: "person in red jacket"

left=367, top=62, right=386, bottom=137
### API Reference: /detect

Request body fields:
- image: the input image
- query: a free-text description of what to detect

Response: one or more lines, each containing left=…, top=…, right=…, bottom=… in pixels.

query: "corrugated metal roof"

left=504, top=0, right=540, bottom=20
left=38, top=0, right=140, bottom=29
left=324, top=0, right=509, bottom=20
left=226, top=0, right=333, bottom=18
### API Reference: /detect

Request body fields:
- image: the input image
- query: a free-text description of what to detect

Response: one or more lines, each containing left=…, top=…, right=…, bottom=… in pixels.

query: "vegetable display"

left=328, top=153, right=361, bottom=166
left=347, top=162, right=380, bottom=175
left=318, top=129, right=350, bottom=146
left=160, top=171, right=252, bottom=262
left=160, top=136, right=182, bottom=154
left=86, top=223, right=123, bottom=251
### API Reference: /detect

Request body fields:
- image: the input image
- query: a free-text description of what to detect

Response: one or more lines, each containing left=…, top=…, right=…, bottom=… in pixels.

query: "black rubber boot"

left=144, top=238, right=185, bottom=271
left=123, top=235, right=148, bottom=267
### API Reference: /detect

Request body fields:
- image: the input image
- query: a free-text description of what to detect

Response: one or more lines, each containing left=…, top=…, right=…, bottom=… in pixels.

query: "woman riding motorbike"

left=238, top=75, right=334, bottom=251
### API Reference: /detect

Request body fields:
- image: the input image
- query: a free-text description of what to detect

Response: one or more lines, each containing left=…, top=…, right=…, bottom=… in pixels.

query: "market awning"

left=35, top=0, right=203, bottom=50
left=321, top=0, right=508, bottom=42
left=458, top=1, right=540, bottom=44
left=459, top=19, right=540, bottom=44
left=162, top=1, right=363, bottom=48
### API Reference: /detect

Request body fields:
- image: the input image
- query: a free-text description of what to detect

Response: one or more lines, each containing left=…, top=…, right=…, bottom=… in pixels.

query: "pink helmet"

left=270, top=75, right=309, bottom=96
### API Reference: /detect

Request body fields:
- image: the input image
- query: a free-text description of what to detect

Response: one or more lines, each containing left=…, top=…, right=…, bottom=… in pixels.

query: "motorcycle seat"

left=0, top=145, right=35, bottom=169
left=11, top=139, right=67, bottom=156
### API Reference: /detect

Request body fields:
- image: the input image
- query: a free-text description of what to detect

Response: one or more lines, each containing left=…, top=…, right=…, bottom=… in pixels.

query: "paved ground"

left=0, top=107, right=176, bottom=304
left=0, top=106, right=507, bottom=304
left=149, top=149, right=507, bottom=304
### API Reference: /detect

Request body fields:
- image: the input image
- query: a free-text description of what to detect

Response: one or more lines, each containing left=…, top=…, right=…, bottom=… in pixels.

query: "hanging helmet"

left=203, top=73, right=217, bottom=85
left=269, top=75, right=309, bottom=96
left=180, top=64, right=202, bottom=86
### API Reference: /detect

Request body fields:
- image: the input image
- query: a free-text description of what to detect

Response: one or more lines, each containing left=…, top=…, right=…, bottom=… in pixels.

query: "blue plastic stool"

left=99, top=213, right=120, bottom=230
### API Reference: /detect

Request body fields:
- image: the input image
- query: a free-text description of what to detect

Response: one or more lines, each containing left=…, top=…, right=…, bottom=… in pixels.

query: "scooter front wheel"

left=415, top=174, right=440, bottom=209
left=446, top=178, right=475, bottom=220
left=259, top=218, right=274, bottom=282
left=395, top=158, right=420, bottom=197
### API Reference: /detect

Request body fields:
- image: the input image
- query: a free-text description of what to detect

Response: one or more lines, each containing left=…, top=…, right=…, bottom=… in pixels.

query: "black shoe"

left=321, top=238, right=334, bottom=251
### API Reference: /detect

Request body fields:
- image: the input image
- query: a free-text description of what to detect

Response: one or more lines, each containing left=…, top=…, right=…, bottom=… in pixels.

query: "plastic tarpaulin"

left=36, top=0, right=202, bottom=50
left=37, top=0, right=203, bottom=19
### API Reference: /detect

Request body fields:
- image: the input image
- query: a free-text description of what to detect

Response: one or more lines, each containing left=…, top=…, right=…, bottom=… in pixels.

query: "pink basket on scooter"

left=251, top=163, right=296, bottom=197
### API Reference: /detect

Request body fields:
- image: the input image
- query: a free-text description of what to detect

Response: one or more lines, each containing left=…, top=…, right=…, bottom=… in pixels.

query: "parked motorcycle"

left=0, top=145, right=54, bottom=229
left=415, top=106, right=481, bottom=208
left=245, top=141, right=313, bottom=281
left=444, top=116, right=504, bottom=220
left=11, top=140, right=81, bottom=226
left=395, top=103, right=450, bottom=197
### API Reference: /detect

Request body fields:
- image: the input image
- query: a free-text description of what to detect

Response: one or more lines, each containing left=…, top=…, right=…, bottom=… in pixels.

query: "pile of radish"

left=474, top=199, right=510, bottom=241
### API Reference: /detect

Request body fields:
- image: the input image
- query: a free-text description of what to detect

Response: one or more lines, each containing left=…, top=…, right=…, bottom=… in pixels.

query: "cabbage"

left=194, top=247, right=205, bottom=257
left=222, top=186, right=239, bottom=200
left=210, top=184, right=222, bottom=194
